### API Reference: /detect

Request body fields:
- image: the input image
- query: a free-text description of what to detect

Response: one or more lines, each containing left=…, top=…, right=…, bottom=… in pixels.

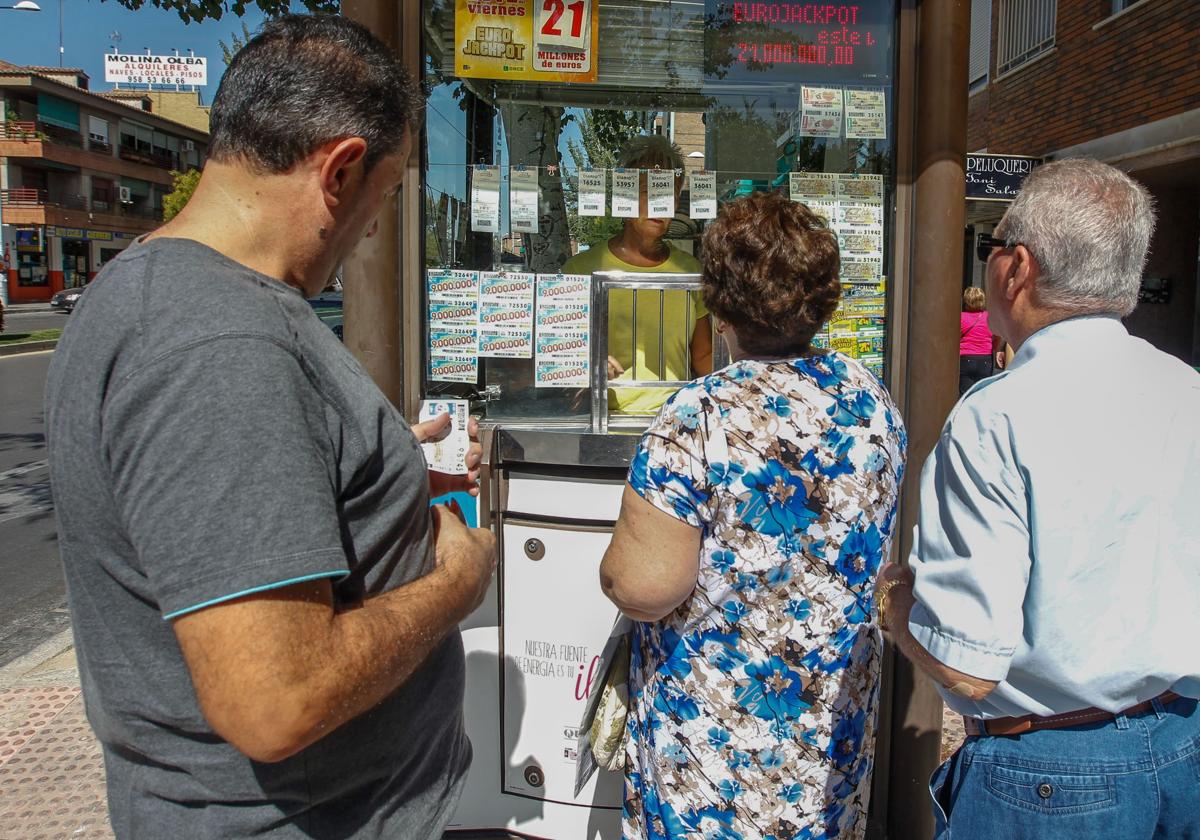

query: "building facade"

left=0, top=61, right=209, bottom=303
left=966, top=0, right=1200, bottom=365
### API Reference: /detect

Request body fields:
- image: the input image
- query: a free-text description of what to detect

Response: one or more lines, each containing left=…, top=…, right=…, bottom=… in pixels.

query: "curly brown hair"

left=701, top=192, right=841, bottom=356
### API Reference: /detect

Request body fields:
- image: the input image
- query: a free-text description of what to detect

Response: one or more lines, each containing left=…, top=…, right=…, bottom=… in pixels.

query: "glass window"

left=969, top=0, right=992, bottom=88
left=996, top=0, right=1056, bottom=76
left=422, top=0, right=898, bottom=426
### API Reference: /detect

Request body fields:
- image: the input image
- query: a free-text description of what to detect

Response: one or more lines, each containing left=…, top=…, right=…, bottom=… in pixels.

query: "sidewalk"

left=0, top=630, right=112, bottom=839
left=0, top=629, right=967, bottom=838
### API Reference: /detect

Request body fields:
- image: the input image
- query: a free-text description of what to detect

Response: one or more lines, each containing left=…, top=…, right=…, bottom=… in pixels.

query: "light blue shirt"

left=908, top=315, right=1200, bottom=718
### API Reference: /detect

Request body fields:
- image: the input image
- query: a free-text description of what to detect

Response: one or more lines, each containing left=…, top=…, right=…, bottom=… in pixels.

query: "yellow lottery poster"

left=456, top=0, right=599, bottom=83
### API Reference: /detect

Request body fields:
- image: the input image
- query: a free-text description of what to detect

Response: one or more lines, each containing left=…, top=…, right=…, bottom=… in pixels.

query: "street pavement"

left=0, top=626, right=965, bottom=839
left=3, top=307, right=69, bottom=337
left=0, top=351, right=69, bottom=670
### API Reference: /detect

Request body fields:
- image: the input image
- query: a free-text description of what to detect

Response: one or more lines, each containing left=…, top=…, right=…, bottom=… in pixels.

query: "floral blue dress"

left=623, top=354, right=907, bottom=840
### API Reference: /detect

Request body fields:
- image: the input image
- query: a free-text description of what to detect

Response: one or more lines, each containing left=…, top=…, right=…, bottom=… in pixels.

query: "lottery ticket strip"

left=0, top=620, right=964, bottom=839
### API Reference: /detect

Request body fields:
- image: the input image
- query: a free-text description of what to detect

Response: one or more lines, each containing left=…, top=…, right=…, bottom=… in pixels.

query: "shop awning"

left=36, top=92, right=80, bottom=131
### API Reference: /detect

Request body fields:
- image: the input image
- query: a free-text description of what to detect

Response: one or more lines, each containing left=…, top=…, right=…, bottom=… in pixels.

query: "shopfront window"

left=421, top=0, right=898, bottom=428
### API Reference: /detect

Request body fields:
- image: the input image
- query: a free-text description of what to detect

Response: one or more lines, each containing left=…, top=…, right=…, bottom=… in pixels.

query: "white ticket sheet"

left=471, top=164, right=501, bottom=233
left=578, top=169, right=607, bottom=217
left=418, top=399, right=470, bottom=474
left=510, top=166, right=540, bottom=234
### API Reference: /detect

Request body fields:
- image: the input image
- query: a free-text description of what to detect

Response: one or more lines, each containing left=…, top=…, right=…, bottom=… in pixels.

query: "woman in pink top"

left=959, top=286, right=1003, bottom=395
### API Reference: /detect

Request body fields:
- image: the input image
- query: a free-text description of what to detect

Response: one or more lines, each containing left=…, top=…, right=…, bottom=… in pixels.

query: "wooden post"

left=878, top=0, right=971, bottom=837
left=340, top=0, right=421, bottom=412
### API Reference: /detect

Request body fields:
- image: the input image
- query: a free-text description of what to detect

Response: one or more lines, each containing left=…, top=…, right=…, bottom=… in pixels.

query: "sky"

left=0, top=0, right=272, bottom=100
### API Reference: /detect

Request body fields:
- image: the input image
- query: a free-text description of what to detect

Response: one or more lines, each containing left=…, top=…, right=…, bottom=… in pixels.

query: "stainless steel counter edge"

left=492, top=426, right=643, bottom=469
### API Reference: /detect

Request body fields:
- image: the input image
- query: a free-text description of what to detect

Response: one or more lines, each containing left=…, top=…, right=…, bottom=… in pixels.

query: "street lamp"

left=0, top=1, right=43, bottom=10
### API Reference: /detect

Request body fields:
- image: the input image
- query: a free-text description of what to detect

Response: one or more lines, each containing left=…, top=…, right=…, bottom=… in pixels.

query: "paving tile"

left=0, top=689, right=113, bottom=839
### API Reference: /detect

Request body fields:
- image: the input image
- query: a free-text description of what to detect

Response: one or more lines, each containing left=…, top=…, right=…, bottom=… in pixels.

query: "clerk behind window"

left=561, top=135, right=712, bottom=415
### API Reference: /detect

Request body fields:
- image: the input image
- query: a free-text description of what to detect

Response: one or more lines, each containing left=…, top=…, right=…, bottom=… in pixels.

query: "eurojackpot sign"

left=965, top=153, right=1041, bottom=201
left=104, top=54, right=208, bottom=87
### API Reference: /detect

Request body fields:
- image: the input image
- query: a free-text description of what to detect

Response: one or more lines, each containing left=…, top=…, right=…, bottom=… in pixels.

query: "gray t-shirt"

left=45, top=238, right=469, bottom=839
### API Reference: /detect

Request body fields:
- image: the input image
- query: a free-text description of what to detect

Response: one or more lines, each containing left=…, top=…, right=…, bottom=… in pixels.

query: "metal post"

left=877, top=0, right=971, bottom=837
left=341, top=0, right=407, bottom=407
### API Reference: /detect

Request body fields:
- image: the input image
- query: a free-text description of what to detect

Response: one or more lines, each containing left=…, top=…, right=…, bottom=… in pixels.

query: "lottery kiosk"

left=402, top=1, right=909, bottom=836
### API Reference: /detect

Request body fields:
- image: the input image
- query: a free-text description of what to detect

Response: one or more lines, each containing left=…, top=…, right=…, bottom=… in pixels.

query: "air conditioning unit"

left=118, top=186, right=132, bottom=203
left=182, top=139, right=195, bottom=152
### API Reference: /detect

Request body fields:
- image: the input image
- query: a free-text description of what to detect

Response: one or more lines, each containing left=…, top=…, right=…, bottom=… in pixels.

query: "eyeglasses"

left=976, top=233, right=1018, bottom=262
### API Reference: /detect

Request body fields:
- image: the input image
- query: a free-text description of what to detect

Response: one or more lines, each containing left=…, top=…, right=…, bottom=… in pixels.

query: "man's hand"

left=995, top=350, right=1006, bottom=371
left=431, top=504, right=496, bottom=615
left=411, top=413, right=483, bottom=497
left=875, top=561, right=999, bottom=701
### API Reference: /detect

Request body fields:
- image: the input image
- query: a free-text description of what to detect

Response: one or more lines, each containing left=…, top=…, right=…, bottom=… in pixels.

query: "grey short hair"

left=997, top=158, right=1155, bottom=316
left=210, top=15, right=422, bottom=173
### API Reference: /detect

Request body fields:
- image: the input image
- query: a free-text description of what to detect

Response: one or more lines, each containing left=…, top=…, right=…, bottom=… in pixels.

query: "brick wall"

left=967, top=86, right=989, bottom=151
left=968, top=0, right=1200, bottom=155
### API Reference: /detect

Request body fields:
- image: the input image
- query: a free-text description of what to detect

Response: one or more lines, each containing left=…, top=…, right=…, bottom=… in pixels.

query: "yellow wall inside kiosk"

left=561, top=242, right=706, bottom=415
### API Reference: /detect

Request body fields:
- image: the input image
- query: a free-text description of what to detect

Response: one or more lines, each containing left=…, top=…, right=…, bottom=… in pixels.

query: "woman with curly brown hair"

left=600, top=191, right=908, bottom=840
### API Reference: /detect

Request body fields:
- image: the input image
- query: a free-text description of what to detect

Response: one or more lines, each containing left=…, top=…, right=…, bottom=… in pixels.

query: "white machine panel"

left=505, top=472, right=624, bottom=521
left=500, top=521, right=625, bottom=810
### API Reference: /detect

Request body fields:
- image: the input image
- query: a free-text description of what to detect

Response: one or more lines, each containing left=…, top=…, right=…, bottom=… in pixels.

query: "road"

left=3, top=306, right=70, bottom=336
left=0, top=350, right=69, bottom=668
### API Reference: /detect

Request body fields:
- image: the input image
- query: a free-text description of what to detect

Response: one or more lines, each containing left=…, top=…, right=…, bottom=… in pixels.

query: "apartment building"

left=0, top=60, right=209, bottom=303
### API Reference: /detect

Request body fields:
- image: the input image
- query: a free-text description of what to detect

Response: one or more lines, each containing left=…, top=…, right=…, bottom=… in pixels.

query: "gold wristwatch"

left=875, top=577, right=911, bottom=633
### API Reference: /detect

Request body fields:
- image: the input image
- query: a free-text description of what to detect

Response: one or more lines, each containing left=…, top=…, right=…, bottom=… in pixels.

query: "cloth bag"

left=574, top=614, right=633, bottom=796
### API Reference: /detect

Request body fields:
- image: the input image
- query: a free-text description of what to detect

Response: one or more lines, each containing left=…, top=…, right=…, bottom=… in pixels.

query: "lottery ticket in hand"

left=418, top=399, right=470, bottom=474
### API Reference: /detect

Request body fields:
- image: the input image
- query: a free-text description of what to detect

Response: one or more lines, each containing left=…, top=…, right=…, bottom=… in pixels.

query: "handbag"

left=573, top=614, right=633, bottom=795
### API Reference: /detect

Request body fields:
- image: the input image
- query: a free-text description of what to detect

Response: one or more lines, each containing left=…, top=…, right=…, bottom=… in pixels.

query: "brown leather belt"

left=963, top=691, right=1181, bottom=737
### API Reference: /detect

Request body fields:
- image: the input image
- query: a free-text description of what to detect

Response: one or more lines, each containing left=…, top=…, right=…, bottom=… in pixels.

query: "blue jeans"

left=930, top=694, right=1200, bottom=839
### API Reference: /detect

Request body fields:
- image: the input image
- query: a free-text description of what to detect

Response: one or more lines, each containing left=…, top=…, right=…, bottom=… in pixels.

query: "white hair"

left=997, top=158, right=1155, bottom=316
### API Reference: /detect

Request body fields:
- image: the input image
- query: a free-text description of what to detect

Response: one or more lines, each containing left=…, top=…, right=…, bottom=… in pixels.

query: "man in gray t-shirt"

left=44, top=16, right=495, bottom=839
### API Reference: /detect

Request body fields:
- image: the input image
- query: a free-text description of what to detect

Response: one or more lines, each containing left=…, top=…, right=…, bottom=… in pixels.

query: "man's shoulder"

left=85, top=239, right=309, bottom=351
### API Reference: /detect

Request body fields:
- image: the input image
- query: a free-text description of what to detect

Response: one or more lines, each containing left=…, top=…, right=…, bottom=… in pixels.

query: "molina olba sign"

left=965, top=153, right=1041, bottom=201
left=104, top=54, right=208, bottom=87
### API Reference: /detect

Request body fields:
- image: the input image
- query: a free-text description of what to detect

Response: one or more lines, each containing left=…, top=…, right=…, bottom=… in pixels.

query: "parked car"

left=51, top=287, right=86, bottom=313
left=308, top=275, right=344, bottom=341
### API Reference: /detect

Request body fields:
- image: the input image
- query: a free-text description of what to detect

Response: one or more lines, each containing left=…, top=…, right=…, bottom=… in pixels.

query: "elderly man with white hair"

left=876, top=158, right=1200, bottom=838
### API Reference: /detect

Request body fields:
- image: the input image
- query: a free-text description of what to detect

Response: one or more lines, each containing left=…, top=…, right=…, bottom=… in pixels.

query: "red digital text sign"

left=706, top=1, right=894, bottom=83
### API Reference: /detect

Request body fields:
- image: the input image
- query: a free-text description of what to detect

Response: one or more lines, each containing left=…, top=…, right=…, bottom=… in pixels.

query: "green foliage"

left=104, top=0, right=337, bottom=24
left=564, top=110, right=646, bottom=250
left=161, top=168, right=202, bottom=222
left=219, top=21, right=257, bottom=65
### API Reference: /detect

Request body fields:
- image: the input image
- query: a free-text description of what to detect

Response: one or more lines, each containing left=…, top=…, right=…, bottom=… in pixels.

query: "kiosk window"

left=422, top=0, right=898, bottom=426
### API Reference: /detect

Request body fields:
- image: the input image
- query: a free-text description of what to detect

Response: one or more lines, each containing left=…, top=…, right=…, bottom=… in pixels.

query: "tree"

left=162, top=169, right=202, bottom=222
left=107, top=0, right=335, bottom=24
left=219, top=21, right=256, bottom=65
left=564, top=110, right=647, bottom=250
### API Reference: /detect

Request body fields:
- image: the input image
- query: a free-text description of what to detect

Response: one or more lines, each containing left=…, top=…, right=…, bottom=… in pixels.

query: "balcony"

left=118, top=143, right=180, bottom=171
left=0, top=188, right=163, bottom=232
left=1, top=126, right=175, bottom=188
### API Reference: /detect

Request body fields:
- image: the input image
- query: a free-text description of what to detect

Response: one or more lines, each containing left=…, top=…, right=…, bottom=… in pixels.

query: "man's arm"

left=173, top=506, right=495, bottom=763
left=600, top=486, right=700, bottom=622
left=877, top=563, right=998, bottom=700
